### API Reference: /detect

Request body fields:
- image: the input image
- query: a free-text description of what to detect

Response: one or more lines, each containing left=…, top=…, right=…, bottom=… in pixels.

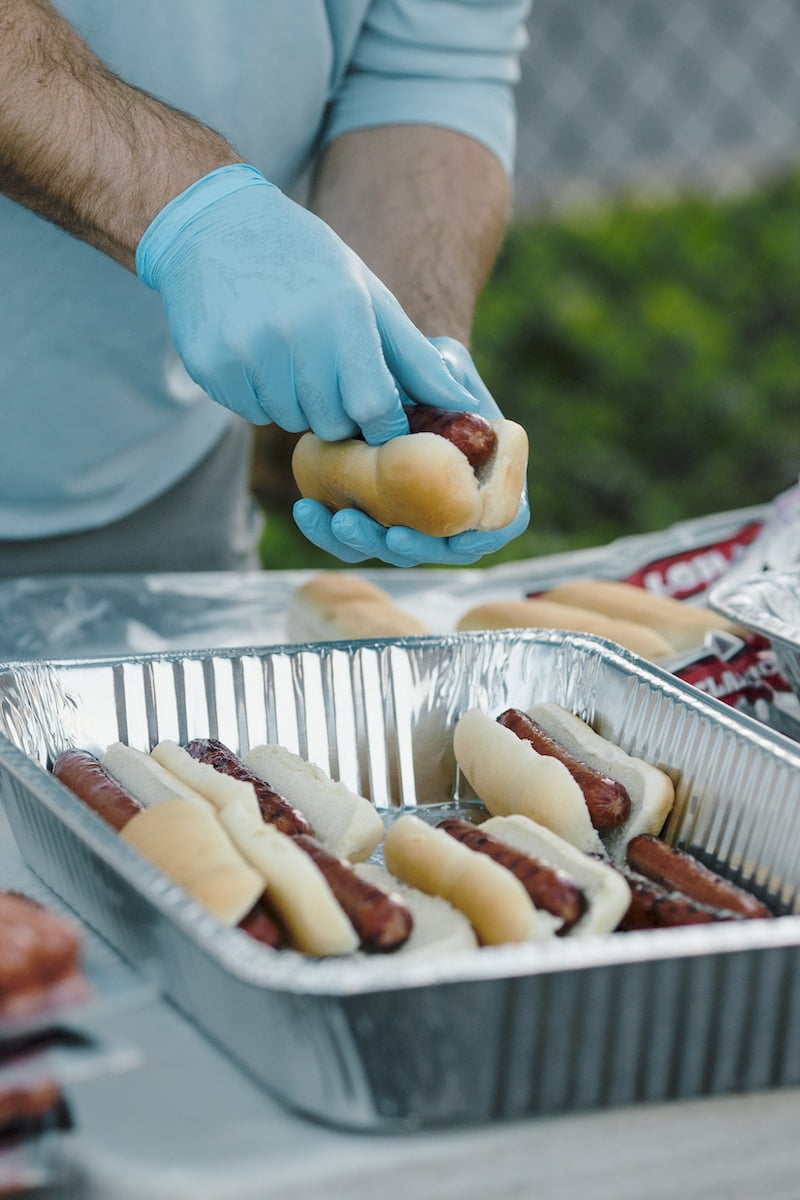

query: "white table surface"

left=38, top=993, right=800, bottom=1200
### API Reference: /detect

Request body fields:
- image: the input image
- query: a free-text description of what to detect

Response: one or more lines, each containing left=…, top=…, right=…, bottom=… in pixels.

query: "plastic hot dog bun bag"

left=456, top=598, right=674, bottom=661
left=540, top=578, right=744, bottom=653
left=291, top=404, right=529, bottom=538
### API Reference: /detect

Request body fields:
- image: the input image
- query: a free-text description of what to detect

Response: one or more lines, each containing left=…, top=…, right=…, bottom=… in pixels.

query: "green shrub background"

left=259, top=170, right=800, bottom=570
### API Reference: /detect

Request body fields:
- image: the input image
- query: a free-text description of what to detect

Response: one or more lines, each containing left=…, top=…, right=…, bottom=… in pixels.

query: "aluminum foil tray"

left=0, top=631, right=799, bottom=1133
left=709, top=569, right=800, bottom=700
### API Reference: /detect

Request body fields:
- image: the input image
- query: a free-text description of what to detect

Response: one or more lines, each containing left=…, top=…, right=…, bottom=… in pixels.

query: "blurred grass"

left=258, top=169, right=800, bottom=570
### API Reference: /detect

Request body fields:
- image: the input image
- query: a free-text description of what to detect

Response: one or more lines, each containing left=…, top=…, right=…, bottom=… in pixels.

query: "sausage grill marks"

left=401, top=405, right=497, bottom=471
left=615, top=867, right=745, bottom=931
left=496, top=709, right=632, bottom=832
left=293, top=835, right=413, bottom=953
left=183, top=738, right=312, bottom=837
left=52, top=749, right=286, bottom=949
left=437, top=818, right=587, bottom=934
left=183, top=742, right=415, bottom=952
left=626, top=834, right=772, bottom=920
left=53, top=734, right=775, bottom=951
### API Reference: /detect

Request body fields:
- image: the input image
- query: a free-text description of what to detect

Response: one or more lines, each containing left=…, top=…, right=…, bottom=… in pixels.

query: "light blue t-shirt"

left=0, top=0, right=530, bottom=538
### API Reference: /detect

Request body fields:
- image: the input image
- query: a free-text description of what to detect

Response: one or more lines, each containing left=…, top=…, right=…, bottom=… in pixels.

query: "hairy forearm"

left=0, top=0, right=240, bottom=269
left=309, top=125, right=511, bottom=345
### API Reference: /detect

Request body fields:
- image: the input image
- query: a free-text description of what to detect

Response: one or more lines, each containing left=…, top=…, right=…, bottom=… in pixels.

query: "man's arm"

left=294, top=120, right=532, bottom=568
left=0, top=0, right=239, bottom=269
left=309, top=124, right=511, bottom=345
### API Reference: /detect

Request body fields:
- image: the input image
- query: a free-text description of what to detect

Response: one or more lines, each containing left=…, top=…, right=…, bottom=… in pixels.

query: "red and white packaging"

left=597, top=481, right=800, bottom=733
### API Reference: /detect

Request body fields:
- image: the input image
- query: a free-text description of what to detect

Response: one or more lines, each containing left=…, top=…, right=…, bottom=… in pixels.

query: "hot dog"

left=0, top=891, right=86, bottom=1021
left=614, top=866, right=748, bottom=931
left=383, top=811, right=631, bottom=944
left=436, top=818, right=587, bottom=934
left=287, top=572, right=431, bottom=642
left=453, top=703, right=675, bottom=861
left=496, top=709, right=631, bottom=831
left=56, top=740, right=471, bottom=959
left=383, top=813, right=560, bottom=945
left=625, top=833, right=772, bottom=919
left=54, top=747, right=283, bottom=948
left=291, top=402, right=528, bottom=538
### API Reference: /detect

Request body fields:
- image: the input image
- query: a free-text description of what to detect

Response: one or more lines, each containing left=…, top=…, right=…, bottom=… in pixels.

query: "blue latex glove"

left=136, top=164, right=477, bottom=443
left=293, top=337, right=530, bottom=567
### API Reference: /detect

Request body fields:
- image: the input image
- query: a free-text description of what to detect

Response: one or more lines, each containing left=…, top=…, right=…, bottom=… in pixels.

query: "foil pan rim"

left=709, top=568, right=800, bottom=652
left=5, top=627, right=797, bottom=762
left=4, top=629, right=800, bottom=997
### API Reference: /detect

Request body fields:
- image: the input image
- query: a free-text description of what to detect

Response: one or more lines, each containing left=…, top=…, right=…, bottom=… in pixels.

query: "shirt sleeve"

left=322, top=0, right=533, bottom=175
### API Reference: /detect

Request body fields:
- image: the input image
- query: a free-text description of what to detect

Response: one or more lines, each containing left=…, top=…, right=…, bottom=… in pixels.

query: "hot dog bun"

left=453, top=709, right=605, bottom=855
left=453, top=703, right=675, bottom=862
left=526, top=703, right=675, bottom=859
left=288, top=572, right=430, bottom=642
left=353, top=863, right=479, bottom=956
left=102, top=742, right=209, bottom=808
left=455, top=598, right=673, bottom=660
left=217, top=792, right=359, bottom=957
left=382, top=813, right=561, bottom=944
left=291, top=417, right=528, bottom=538
left=242, top=742, right=384, bottom=862
left=478, top=815, right=631, bottom=936
left=542, top=578, right=744, bottom=652
left=119, top=798, right=265, bottom=927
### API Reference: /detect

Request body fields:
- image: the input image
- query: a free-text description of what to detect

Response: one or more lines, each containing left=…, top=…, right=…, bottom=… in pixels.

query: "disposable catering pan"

left=0, top=631, right=799, bottom=1132
left=709, top=568, right=800, bottom=702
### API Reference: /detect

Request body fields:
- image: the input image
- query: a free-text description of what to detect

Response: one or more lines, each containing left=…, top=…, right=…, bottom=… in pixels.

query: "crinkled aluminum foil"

left=709, top=569, right=800, bottom=701
left=0, top=631, right=799, bottom=1129
left=0, top=504, right=767, bottom=661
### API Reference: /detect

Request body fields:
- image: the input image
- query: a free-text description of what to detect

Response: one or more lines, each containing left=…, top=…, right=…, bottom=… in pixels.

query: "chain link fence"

left=513, top=0, right=800, bottom=213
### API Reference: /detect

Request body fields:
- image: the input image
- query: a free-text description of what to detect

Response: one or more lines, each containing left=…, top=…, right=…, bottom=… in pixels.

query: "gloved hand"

left=293, top=337, right=531, bottom=567
left=136, top=164, right=477, bottom=443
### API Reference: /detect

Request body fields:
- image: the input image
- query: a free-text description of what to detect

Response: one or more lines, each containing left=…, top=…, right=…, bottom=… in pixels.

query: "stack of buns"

left=287, top=571, right=742, bottom=660
left=457, top=578, right=743, bottom=659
